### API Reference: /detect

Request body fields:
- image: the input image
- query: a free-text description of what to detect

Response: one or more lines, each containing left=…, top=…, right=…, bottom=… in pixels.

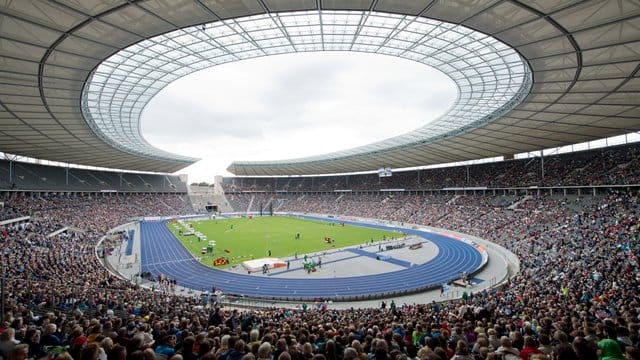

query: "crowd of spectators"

left=222, top=142, right=640, bottom=192
left=0, top=193, right=196, bottom=316
left=222, top=190, right=640, bottom=359
left=1, top=172, right=639, bottom=359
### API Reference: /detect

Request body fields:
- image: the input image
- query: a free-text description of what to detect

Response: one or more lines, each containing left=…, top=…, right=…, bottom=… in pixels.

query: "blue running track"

left=346, top=248, right=414, bottom=268
left=140, top=217, right=482, bottom=300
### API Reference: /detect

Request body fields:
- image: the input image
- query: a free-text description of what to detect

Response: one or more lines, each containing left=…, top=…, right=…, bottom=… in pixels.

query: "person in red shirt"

left=519, top=336, right=543, bottom=360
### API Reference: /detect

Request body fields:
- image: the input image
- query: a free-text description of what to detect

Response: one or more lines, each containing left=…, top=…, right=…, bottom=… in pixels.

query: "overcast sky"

left=141, top=52, right=457, bottom=183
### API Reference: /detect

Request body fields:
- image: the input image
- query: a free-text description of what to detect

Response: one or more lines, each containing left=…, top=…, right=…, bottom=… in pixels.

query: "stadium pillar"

left=540, top=150, right=545, bottom=180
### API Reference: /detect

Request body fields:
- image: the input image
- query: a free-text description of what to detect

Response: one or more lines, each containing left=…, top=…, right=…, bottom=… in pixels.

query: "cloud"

left=143, top=100, right=268, bottom=143
left=141, top=51, right=457, bottom=181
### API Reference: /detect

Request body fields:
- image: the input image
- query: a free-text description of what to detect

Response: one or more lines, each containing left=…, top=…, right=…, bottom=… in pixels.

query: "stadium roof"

left=1, top=1, right=639, bottom=175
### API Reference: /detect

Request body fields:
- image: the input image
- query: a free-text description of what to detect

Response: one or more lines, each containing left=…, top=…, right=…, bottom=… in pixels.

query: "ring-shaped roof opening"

left=82, top=10, right=532, bottom=176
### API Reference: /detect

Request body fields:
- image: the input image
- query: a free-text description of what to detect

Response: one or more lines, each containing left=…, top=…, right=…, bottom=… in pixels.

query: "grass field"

left=166, top=216, right=403, bottom=268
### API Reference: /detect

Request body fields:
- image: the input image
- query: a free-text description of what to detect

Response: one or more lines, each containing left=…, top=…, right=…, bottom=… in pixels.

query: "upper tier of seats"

left=222, top=142, right=640, bottom=192
left=0, top=159, right=188, bottom=192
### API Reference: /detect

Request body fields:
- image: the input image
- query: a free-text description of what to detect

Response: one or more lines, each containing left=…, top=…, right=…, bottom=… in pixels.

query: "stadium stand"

left=0, top=160, right=188, bottom=192
left=2, top=0, right=640, bottom=358
left=0, top=144, right=638, bottom=359
left=221, top=143, right=640, bottom=192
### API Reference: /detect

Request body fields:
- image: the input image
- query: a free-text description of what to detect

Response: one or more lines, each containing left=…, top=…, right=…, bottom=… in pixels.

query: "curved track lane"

left=140, top=218, right=482, bottom=300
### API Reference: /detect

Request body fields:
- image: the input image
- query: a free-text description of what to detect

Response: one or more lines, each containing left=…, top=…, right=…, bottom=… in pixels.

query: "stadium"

left=1, top=1, right=639, bottom=359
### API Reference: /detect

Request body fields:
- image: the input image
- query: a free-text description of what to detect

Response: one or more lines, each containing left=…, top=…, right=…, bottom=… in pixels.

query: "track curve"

left=140, top=217, right=483, bottom=300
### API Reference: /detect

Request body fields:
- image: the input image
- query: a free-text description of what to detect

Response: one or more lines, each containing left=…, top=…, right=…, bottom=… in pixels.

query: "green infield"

left=166, top=216, right=403, bottom=268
